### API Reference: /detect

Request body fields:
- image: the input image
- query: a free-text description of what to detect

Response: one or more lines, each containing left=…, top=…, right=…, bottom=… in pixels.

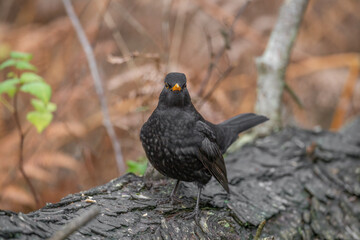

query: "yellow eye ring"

left=165, top=83, right=170, bottom=89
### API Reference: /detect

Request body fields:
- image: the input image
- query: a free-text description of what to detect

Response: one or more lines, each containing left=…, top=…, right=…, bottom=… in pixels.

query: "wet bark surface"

left=1, top=119, right=360, bottom=239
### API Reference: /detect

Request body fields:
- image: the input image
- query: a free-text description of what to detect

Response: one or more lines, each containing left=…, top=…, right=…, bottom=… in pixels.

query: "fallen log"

left=1, top=118, right=360, bottom=239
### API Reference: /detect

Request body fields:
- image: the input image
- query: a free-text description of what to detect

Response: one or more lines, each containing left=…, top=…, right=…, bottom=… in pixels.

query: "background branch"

left=198, top=65, right=234, bottom=107
left=197, top=0, right=251, bottom=98
left=62, top=0, right=125, bottom=174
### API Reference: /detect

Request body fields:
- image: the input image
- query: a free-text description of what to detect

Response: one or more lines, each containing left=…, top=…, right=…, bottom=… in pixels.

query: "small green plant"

left=0, top=51, right=57, bottom=206
left=126, top=156, right=148, bottom=176
left=0, top=51, right=56, bottom=132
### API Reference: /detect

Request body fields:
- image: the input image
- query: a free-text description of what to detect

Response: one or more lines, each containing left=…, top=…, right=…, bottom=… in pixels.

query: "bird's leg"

left=157, top=180, right=181, bottom=205
left=184, top=184, right=202, bottom=221
left=170, top=180, right=181, bottom=204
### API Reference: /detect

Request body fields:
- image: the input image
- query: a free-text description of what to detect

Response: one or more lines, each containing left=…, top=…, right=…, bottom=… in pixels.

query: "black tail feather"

left=216, top=113, right=268, bottom=153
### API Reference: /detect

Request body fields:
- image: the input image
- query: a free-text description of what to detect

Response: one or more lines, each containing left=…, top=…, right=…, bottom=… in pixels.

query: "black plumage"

left=140, top=72, right=268, bottom=218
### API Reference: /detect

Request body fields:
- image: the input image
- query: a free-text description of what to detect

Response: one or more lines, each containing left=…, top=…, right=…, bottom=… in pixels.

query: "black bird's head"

left=158, top=72, right=192, bottom=108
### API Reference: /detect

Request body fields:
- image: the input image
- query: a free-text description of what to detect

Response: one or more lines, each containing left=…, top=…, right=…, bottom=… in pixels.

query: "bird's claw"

left=183, top=209, right=200, bottom=222
left=170, top=196, right=182, bottom=205
left=156, top=198, right=170, bottom=205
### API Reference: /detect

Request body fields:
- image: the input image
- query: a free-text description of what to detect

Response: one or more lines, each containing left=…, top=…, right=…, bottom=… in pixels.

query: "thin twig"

left=62, top=0, right=126, bottom=174
left=168, top=0, right=189, bottom=71
left=162, top=0, right=172, bottom=63
left=49, top=206, right=101, bottom=240
left=0, top=96, right=14, bottom=112
left=197, top=0, right=252, bottom=97
left=197, top=42, right=226, bottom=97
left=91, top=0, right=111, bottom=48
left=254, top=219, right=266, bottom=240
left=203, top=27, right=215, bottom=61
left=113, top=1, right=162, bottom=51
left=198, top=65, right=234, bottom=107
left=284, top=82, right=304, bottom=109
left=195, top=0, right=264, bottom=48
left=13, top=93, right=39, bottom=206
left=107, top=52, right=160, bottom=65
left=103, top=9, right=136, bottom=69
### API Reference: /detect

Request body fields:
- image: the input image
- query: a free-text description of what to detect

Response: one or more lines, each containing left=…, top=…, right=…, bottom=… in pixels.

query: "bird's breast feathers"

left=141, top=109, right=203, bottom=150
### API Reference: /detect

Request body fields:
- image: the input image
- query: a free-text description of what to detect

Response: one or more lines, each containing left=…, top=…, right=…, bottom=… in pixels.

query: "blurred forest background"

left=0, top=0, right=359, bottom=212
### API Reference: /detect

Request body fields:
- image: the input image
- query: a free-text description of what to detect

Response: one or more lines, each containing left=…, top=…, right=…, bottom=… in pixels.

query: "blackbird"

left=140, top=72, right=268, bottom=218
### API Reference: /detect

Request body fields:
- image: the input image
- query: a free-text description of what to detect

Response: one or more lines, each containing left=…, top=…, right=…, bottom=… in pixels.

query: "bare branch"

left=104, top=10, right=136, bottom=69
left=92, top=0, right=111, bottom=48
left=62, top=0, right=126, bottom=174
left=107, top=52, right=160, bottom=65
left=203, top=27, right=214, bottom=61
left=198, top=65, right=234, bottom=107
left=255, top=0, right=309, bottom=135
left=112, top=1, right=162, bottom=51
left=49, top=206, right=101, bottom=240
left=197, top=0, right=251, bottom=97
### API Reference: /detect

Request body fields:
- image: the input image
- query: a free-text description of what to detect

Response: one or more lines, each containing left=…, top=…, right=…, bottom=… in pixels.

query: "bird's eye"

left=165, top=83, right=170, bottom=89
left=183, top=83, right=187, bottom=88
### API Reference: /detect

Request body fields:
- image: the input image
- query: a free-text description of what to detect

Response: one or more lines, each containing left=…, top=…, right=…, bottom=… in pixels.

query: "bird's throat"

left=158, top=89, right=192, bottom=109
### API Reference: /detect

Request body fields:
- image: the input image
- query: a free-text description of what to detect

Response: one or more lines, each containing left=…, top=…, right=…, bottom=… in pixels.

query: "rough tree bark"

left=255, top=0, right=309, bottom=135
left=1, top=117, right=359, bottom=239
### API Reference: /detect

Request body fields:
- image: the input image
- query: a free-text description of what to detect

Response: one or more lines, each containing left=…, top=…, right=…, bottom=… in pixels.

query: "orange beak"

left=171, top=83, right=182, bottom=91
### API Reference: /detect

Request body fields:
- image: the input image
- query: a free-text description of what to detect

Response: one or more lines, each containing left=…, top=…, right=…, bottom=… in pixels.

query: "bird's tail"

left=217, top=113, right=268, bottom=153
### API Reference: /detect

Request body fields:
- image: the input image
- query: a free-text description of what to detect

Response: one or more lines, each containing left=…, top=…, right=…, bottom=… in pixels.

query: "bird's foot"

left=170, top=195, right=182, bottom=205
left=183, top=209, right=200, bottom=222
left=156, top=198, right=169, bottom=205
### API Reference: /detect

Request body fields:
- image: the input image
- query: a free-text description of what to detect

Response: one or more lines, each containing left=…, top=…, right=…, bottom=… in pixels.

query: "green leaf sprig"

left=0, top=51, right=56, bottom=132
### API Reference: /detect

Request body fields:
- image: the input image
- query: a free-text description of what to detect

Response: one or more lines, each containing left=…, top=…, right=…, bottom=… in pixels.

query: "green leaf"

left=126, top=159, right=147, bottom=176
left=20, top=82, right=51, bottom=103
left=46, top=102, right=57, bottom=112
left=15, top=60, right=37, bottom=71
left=7, top=72, right=16, bottom=78
left=0, top=78, right=20, bottom=97
left=31, top=99, right=56, bottom=113
left=26, top=111, right=53, bottom=133
left=31, top=99, right=46, bottom=112
left=20, top=72, right=43, bottom=83
left=10, top=51, right=33, bottom=61
left=0, top=59, right=16, bottom=69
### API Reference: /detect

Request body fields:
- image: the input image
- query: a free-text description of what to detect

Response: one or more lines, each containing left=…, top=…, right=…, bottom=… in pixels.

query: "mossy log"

left=1, top=118, right=360, bottom=239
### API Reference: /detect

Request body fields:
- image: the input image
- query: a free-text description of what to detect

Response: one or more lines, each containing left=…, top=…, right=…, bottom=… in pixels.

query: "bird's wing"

left=195, top=121, right=229, bottom=193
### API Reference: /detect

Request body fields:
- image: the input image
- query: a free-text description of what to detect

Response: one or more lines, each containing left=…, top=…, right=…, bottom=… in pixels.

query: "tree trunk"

left=255, top=0, right=309, bottom=135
